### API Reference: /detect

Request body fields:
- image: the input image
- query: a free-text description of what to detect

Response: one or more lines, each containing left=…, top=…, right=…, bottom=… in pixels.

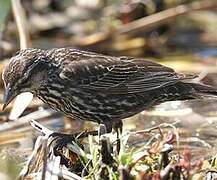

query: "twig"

left=20, top=136, right=45, bottom=177
left=30, top=119, right=53, bottom=137
left=0, top=109, right=60, bottom=133
left=100, top=135, right=113, bottom=165
left=182, top=137, right=212, bottom=148
left=128, top=122, right=178, bottom=136
left=11, top=0, right=31, bottom=49
left=116, top=0, right=217, bottom=35
left=41, top=137, right=48, bottom=180
left=46, top=155, right=61, bottom=180
left=74, top=0, right=217, bottom=46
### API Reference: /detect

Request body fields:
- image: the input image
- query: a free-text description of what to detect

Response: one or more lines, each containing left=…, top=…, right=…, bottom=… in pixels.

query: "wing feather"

left=59, top=55, right=196, bottom=94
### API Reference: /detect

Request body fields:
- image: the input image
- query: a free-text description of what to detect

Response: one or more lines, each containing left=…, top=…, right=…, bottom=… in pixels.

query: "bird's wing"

left=59, top=56, right=196, bottom=94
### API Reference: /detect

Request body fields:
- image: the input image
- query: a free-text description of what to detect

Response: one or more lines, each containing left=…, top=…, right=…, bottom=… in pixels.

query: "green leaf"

left=0, top=0, right=11, bottom=29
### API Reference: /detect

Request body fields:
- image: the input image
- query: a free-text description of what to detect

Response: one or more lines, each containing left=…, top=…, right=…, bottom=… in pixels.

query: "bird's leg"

left=113, top=120, right=123, bottom=137
left=113, top=120, right=123, bottom=154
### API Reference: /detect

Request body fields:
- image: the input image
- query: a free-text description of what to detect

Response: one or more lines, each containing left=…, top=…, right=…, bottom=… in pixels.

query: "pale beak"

left=2, top=85, right=16, bottom=110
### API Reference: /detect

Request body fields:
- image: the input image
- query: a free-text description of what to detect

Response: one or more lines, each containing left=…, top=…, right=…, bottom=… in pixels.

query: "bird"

left=2, top=47, right=217, bottom=133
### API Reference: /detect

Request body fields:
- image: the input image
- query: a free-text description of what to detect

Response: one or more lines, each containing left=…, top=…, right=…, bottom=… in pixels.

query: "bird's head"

left=2, top=48, right=49, bottom=110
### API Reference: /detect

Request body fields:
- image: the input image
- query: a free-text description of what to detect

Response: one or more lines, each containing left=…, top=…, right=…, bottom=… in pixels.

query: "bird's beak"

left=2, top=85, right=16, bottom=110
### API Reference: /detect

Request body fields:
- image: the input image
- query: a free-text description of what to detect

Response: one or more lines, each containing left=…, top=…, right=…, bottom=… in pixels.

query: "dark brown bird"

left=2, top=48, right=217, bottom=133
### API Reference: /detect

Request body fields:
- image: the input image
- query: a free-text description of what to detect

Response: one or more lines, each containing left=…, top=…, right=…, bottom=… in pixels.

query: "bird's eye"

left=20, top=77, right=29, bottom=86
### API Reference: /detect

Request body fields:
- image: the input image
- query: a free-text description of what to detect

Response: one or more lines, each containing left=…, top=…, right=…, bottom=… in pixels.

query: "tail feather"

left=151, top=82, right=217, bottom=105
left=185, top=83, right=217, bottom=97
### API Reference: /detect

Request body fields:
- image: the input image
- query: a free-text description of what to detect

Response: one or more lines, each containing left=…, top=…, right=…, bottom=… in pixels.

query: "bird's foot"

left=48, top=130, right=98, bottom=156
left=49, top=132, right=77, bottom=156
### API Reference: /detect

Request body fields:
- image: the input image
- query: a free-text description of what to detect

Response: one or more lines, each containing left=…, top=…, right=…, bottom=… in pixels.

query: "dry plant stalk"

left=10, top=0, right=33, bottom=120
left=11, top=0, right=31, bottom=49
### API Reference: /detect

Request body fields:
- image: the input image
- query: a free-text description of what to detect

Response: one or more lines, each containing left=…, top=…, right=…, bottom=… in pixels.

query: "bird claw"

left=48, top=130, right=98, bottom=156
left=48, top=132, right=77, bottom=156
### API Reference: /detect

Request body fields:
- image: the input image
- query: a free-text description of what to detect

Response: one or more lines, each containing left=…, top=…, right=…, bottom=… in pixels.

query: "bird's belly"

left=61, top=90, right=147, bottom=123
left=37, top=87, right=151, bottom=123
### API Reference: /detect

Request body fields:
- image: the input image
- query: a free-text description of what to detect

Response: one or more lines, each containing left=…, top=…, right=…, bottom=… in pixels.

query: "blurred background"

left=0, top=0, right=217, bottom=179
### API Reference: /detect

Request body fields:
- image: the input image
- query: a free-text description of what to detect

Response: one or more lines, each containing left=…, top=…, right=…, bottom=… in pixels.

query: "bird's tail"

left=185, top=82, right=217, bottom=98
left=158, top=82, right=217, bottom=103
